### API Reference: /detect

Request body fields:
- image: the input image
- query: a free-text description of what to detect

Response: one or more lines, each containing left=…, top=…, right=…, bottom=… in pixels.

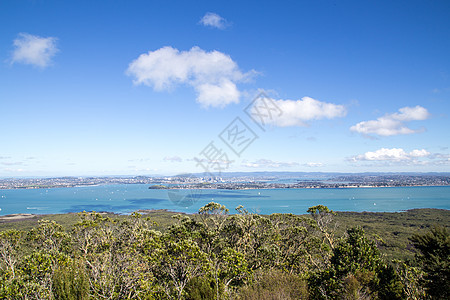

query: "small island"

left=148, top=184, right=168, bottom=189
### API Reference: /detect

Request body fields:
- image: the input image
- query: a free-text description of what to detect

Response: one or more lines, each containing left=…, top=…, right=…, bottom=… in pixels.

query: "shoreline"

left=0, top=209, right=178, bottom=222
left=1, top=183, right=450, bottom=191
left=1, top=173, right=449, bottom=190
left=1, top=207, right=449, bottom=222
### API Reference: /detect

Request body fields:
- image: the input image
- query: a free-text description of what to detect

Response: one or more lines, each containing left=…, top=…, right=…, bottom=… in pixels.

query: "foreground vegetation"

left=0, top=204, right=448, bottom=299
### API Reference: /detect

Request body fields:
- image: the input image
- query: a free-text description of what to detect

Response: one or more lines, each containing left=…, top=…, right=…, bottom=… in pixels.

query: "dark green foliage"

left=331, top=227, right=381, bottom=276
left=53, top=259, right=89, bottom=300
left=377, top=264, right=404, bottom=299
left=309, top=227, right=404, bottom=299
left=0, top=204, right=447, bottom=299
left=410, top=226, right=449, bottom=299
left=393, top=260, right=426, bottom=299
left=184, top=277, right=217, bottom=300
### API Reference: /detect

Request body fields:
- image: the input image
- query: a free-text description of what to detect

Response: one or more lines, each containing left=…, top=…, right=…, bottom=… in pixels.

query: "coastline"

left=1, top=173, right=449, bottom=190
left=1, top=207, right=449, bottom=223
left=2, top=183, right=449, bottom=191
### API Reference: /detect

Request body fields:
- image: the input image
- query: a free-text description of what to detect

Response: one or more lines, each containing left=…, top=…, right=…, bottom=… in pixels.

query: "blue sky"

left=0, top=0, right=449, bottom=176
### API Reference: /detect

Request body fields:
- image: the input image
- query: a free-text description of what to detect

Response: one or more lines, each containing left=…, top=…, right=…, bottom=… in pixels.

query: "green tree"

left=198, top=202, right=229, bottom=232
left=52, top=258, right=89, bottom=300
left=0, top=230, right=25, bottom=299
left=73, top=211, right=159, bottom=299
left=307, top=205, right=336, bottom=250
left=310, top=227, right=403, bottom=299
left=410, top=226, right=449, bottom=299
left=0, top=230, right=23, bottom=280
left=157, top=238, right=209, bottom=299
left=393, top=260, right=426, bottom=300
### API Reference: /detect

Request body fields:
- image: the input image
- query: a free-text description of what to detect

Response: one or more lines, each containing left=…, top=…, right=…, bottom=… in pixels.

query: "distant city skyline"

left=1, top=0, right=449, bottom=176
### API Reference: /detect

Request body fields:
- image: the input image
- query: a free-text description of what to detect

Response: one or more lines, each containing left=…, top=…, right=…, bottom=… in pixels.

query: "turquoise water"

left=0, top=184, right=449, bottom=215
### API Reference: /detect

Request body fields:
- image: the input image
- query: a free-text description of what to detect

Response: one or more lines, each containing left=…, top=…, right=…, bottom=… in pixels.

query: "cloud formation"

left=3, top=168, right=25, bottom=173
left=199, top=12, right=229, bottom=29
left=0, top=161, right=24, bottom=166
left=163, top=156, right=183, bottom=163
left=11, top=33, right=58, bottom=68
left=351, top=148, right=430, bottom=162
left=350, top=106, right=430, bottom=136
left=250, top=96, right=347, bottom=127
left=127, top=46, right=253, bottom=108
left=304, top=162, right=323, bottom=167
left=241, top=159, right=299, bottom=168
left=349, top=147, right=450, bottom=166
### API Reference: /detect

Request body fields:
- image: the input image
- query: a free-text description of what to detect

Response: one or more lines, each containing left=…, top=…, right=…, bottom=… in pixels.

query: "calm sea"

left=0, top=184, right=449, bottom=216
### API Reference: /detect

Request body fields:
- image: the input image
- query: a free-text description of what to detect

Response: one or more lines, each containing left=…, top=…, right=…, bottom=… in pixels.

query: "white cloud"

left=429, top=153, right=450, bottom=165
left=3, top=168, right=25, bottom=173
left=350, top=106, right=430, bottom=137
left=11, top=33, right=58, bottom=68
left=304, top=162, right=323, bottom=167
left=241, top=159, right=299, bottom=168
left=196, top=79, right=240, bottom=107
left=126, top=46, right=253, bottom=108
left=349, top=148, right=450, bottom=166
left=192, top=157, right=234, bottom=166
left=250, top=96, right=347, bottom=127
left=128, top=158, right=151, bottom=162
left=128, top=167, right=160, bottom=172
left=199, top=12, right=229, bottom=29
left=409, top=149, right=430, bottom=157
left=0, top=161, right=24, bottom=166
left=163, top=156, right=183, bottom=163
left=351, top=148, right=430, bottom=162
